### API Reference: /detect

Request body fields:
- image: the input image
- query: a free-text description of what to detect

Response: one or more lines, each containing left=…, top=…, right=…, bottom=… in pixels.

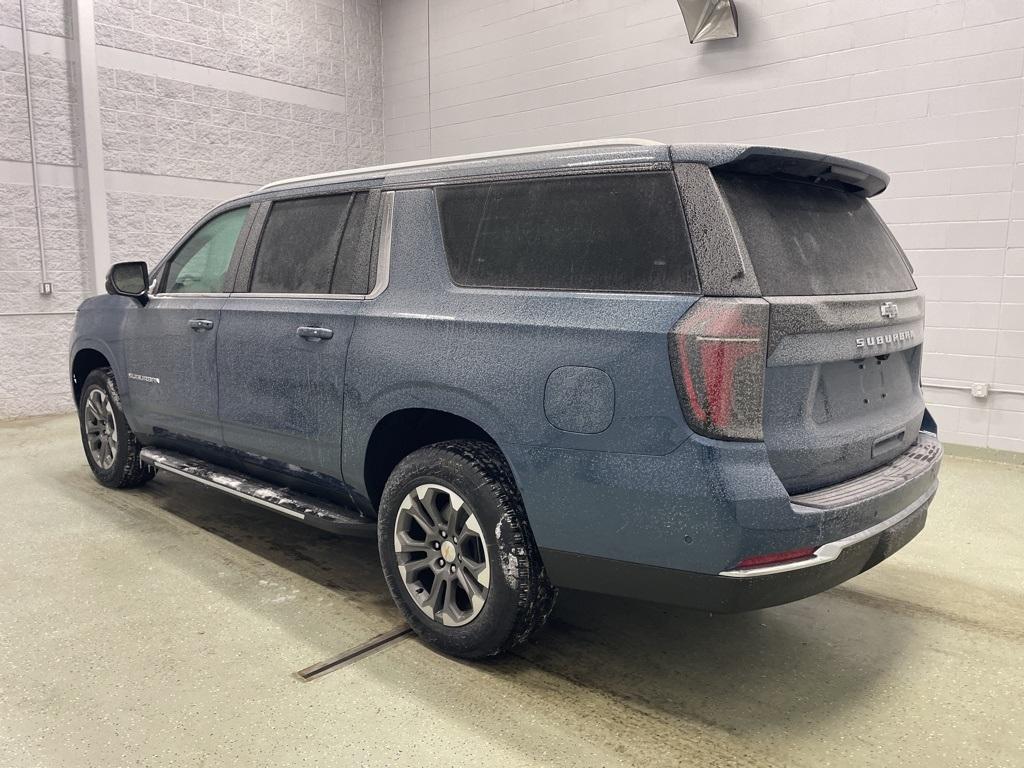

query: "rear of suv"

left=71, top=140, right=941, bottom=658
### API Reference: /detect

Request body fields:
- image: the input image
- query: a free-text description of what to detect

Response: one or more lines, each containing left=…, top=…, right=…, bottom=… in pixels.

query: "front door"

left=124, top=204, right=252, bottom=445
left=218, top=190, right=379, bottom=478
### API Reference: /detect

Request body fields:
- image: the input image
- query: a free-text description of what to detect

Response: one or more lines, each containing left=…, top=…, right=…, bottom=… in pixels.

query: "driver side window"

left=163, top=206, right=250, bottom=294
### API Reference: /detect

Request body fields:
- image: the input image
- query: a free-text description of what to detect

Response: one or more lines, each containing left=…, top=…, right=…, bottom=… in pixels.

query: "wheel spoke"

left=445, top=502, right=462, bottom=535
left=417, top=486, right=449, bottom=529
left=426, top=574, right=446, bottom=618
left=442, top=575, right=468, bottom=625
left=395, top=531, right=432, bottom=554
left=405, top=499, right=439, bottom=537
left=398, top=556, right=433, bottom=582
left=407, top=507, right=437, bottom=538
left=462, top=557, right=489, bottom=589
left=455, top=569, right=485, bottom=613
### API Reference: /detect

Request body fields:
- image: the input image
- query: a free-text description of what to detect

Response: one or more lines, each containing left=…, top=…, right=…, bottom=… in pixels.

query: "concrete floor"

left=0, top=415, right=1021, bottom=767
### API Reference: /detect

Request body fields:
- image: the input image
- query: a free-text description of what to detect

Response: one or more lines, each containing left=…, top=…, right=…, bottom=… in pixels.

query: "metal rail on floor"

left=295, top=625, right=413, bottom=681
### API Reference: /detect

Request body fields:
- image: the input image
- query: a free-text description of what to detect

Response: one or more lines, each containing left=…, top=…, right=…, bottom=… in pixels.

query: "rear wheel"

left=78, top=367, right=155, bottom=489
left=377, top=440, right=556, bottom=658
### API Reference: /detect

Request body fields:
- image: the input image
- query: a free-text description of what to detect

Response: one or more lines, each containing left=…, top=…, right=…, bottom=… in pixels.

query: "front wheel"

left=378, top=440, right=556, bottom=658
left=78, top=367, right=155, bottom=489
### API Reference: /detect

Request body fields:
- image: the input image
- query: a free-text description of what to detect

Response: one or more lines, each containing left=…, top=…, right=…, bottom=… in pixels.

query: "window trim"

left=366, top=190, right=393, bottom=300
left=229, top=190, right=391, bottom=300
left=151, top=201, right=255, bottom=298
left=433, top=170, right=700, bottom=296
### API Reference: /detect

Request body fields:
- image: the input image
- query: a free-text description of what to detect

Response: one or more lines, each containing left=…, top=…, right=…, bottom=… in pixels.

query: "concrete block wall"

left=1, top=0, right=384, bottom=419
left=94, top=0, right=350, bottom=93
left=96, top=67, right=355, bottom=184
left=1, top=48, right=78, bottom=164
left=105, top=190, right=214, bottom=265
left=0, top=181, right=87, bottom=314
left=0, top=5, right=90, bottom=422
left=382, top=0, right=1024, bottom=451
left=0, top=0, right=67, bottom=36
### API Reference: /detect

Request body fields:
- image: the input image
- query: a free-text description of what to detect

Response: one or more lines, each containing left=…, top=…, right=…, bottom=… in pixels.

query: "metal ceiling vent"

left=677, top=0, right=739, bottom=43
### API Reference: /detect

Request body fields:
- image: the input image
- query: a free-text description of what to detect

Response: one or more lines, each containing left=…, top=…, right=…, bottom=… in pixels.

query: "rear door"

left=712, top=170, right=923, bottom=493
left=217, top=187, right=380, bottom=477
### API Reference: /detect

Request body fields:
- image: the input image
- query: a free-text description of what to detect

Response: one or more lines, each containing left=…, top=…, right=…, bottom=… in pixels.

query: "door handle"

left=188, top=318, right=214, bottom=331
left=296, top=326, right=334, bottom=341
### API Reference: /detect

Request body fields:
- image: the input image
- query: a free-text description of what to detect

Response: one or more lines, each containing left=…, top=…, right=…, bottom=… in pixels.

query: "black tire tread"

left=432, top=439, right=557, bottom=652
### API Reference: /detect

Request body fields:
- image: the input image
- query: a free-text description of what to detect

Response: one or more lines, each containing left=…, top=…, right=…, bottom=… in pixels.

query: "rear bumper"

left=540, top=433, right=941, bottom=612
left=721, top=434, right=942, bottom=578
left=541, top=485, right=932, bottom=612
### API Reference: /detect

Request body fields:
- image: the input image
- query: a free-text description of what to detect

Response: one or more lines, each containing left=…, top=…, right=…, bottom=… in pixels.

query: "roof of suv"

left=256, top=138, right=889, bottom=197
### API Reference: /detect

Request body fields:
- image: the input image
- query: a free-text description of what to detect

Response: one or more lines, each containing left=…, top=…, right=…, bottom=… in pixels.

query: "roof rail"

left=257, top=138, right=665, bottom=191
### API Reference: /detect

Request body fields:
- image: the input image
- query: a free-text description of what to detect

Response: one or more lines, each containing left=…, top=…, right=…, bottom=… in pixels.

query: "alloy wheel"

left=393, top=483, right=491, bottom=627
left=84, top=388, right=118, bottom=470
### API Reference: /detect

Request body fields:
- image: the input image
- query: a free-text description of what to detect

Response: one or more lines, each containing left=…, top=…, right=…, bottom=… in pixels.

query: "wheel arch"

left=361, top=407, right=516, bottom=513
left=71, top=346, right=113, bottom=405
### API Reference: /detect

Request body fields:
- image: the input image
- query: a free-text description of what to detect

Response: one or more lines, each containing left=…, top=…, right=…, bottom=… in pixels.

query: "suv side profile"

left=71, top=140, right=942, bottom=658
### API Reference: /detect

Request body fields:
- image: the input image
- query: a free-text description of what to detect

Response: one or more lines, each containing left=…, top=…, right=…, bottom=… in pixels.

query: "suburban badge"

left=856, top=329, right=914, bottom=350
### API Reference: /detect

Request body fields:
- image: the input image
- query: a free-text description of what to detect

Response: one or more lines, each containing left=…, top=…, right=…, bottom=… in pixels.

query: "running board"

left=140, top=447, right=375, bottom=537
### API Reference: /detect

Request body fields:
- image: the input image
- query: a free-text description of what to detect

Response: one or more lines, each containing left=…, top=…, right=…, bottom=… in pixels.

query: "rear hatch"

left=712, top=168, right=924, bottom=494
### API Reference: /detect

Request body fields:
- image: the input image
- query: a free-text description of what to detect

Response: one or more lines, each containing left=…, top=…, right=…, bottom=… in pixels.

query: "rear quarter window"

left=714, top=171, right=916, bottom=297
left=435, top=172, right=698, bottom=293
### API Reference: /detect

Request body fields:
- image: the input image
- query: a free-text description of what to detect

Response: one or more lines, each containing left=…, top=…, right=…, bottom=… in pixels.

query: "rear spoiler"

left=670, top=144, right=889, bottom=197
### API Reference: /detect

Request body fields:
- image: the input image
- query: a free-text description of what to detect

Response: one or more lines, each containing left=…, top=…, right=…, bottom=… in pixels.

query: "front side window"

left=163, top=206, right=250, bottom=294
left=435, top=172, right=698, bottom=293
left=249, top=192, right=371, bottom=295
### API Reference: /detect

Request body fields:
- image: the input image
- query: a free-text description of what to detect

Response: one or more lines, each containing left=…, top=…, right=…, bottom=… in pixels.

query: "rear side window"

left=250, top=192, right=371, bottom=294
left=436, top=172, right=698, bottom=293
left=714, top=171, right=916, bottom=296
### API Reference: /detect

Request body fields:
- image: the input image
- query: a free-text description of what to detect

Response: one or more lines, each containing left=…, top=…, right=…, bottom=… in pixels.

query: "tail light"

left=668, top=298, right=769, bottom=441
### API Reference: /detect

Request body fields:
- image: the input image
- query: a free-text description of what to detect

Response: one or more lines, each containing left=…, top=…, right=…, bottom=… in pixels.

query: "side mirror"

left=106, top=261, right=150, bottom=304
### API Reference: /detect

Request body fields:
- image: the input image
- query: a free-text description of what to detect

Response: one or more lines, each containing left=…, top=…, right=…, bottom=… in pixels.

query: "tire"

left=78, top=367, right=156, bottom=489
left=378, top=439, right=556, bottom=658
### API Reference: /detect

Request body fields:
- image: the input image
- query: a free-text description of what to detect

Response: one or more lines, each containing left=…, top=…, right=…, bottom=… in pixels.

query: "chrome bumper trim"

left=718, top=484, right=935, bottom=578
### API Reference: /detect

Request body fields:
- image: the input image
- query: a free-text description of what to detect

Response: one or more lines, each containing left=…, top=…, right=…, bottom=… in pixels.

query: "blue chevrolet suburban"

left=70, top=140, right=942, bottom=658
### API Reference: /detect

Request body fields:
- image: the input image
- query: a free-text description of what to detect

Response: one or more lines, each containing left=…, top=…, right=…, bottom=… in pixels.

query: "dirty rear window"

left=714, top=171, right=916, bottom=296
left=436, top=172, right=698, bottom=293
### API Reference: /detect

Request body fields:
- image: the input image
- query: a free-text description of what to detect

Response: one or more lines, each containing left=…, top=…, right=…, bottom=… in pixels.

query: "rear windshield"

left=714, top=171, right=916, bottom=296
left=436, top=172, right=698, bottom=293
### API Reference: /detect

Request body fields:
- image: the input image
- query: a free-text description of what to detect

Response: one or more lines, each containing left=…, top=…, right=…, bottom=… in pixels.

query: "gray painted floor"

left=1, top=414, right=1021, bottom=767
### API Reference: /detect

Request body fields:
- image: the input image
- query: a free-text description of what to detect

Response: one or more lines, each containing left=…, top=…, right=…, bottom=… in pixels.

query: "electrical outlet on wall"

left=971, top=383, right=989, bottom=399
